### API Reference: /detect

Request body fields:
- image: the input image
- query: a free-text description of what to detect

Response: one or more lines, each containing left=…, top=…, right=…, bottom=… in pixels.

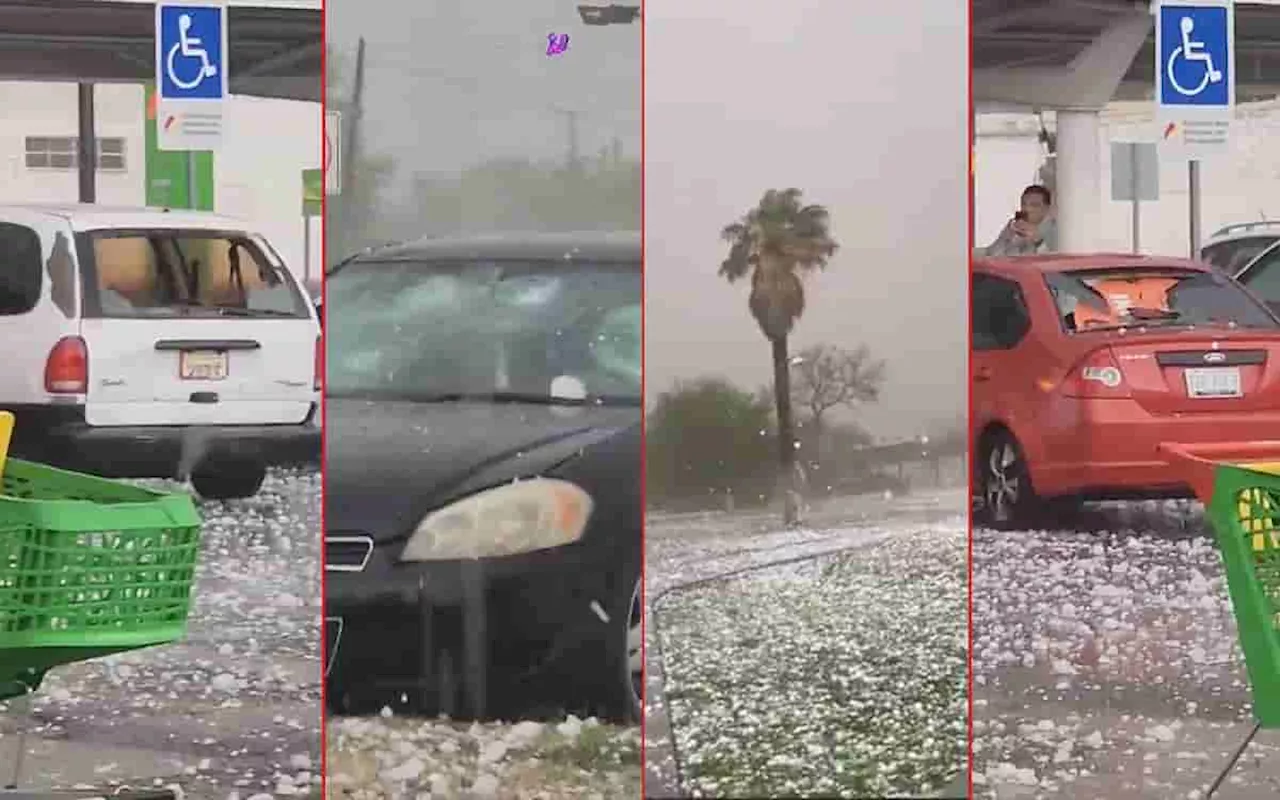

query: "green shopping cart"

left=0, top=411, right=202, bottom=794
left=1161, top=440, right=1280, bottom=797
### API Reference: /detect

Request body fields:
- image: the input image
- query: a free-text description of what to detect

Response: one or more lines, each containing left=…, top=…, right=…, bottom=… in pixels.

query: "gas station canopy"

left=0, top=0, right=320, bottom=102
left=974, top=0, right=1280, bottom=102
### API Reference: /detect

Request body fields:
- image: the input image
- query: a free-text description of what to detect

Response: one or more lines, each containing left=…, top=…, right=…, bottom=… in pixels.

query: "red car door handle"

left=974, top=367, right=992, bottom=382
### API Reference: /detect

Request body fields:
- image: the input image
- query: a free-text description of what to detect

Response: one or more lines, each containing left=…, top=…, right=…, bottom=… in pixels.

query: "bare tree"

left=791, top=343, right=885, bottom=439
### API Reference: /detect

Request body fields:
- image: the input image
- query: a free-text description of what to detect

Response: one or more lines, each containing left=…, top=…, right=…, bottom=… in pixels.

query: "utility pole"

left=551, top=107, right=580, bottom=171
left=344, top=37, right=366, bottom=206
left=336, top=36, right=366, bottom=257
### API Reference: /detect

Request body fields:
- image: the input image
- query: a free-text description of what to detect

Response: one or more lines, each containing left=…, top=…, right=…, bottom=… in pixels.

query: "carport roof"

left=975, top=0, right=1280, bottom=102
left=0, top=0, right=319, bottom=102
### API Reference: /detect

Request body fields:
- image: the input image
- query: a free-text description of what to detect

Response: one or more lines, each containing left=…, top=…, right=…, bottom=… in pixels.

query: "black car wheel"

left=976, top=429, right=1038, bottom=530
left=625, top=572, right=642, bottom=718
left=591, top=558, right=641, bottom=722
left=192, top=459, right=267, bottom=500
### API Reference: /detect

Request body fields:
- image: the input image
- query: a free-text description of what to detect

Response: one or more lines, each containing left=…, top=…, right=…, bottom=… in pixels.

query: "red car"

left=972, top=253, right=1280, bottom=528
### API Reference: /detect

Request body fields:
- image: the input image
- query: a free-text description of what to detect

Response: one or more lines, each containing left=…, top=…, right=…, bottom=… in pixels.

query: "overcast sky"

left=645, top=0, right=968, bottom=439
left=326, top=0, right=640, bottom=192
left=328, top=0, right=966, bottom=440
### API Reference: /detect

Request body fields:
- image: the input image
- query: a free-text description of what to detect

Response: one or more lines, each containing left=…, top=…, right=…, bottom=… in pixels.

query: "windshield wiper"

left=327, top=390, right=641, bottom=406
left=419, top=391, right=640, bottom=406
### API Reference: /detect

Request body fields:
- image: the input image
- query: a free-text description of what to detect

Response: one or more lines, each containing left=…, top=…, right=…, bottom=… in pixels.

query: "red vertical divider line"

left=318, top=4, right=329, bottom=798
left=638, top=4, right=648, bottom=798
left=966, top=1, right=976, bottom=797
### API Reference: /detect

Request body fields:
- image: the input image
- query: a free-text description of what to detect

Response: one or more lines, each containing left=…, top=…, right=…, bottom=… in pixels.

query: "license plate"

left=1185, top=366, right=1242, bottom=398
left=179, top=350, right=228, bottom=381
left=324, top=616, right=343, bottom=677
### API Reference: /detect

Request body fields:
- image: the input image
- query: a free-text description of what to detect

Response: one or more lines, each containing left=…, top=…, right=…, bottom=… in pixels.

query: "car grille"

left=325, top=535, right=374, bottom=572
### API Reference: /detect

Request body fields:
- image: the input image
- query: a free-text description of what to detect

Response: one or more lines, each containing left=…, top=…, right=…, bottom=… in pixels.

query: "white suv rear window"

left=79, top=230, right=309, bottom=319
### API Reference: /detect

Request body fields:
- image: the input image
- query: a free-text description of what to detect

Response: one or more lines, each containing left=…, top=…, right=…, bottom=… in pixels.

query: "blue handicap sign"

left=156, top=3, right=226, bottom=101
left=1158, top=4, right=1231, bottom=107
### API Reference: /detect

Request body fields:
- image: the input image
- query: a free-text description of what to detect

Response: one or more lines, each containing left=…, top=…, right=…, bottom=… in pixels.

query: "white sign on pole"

left=155, top=0, right=228, bottom=151
left=1110, top=142, right=1160, bottom=202
left=1112, top=141, right=1161, bottom=253
left=1155, top=0, right=1235, bottom=159
left=325, top=109, right=342, bottom=195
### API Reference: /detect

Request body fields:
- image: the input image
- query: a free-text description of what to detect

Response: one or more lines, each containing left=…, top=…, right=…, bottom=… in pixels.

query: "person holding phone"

left=982, top=184, right=1058, bottom=256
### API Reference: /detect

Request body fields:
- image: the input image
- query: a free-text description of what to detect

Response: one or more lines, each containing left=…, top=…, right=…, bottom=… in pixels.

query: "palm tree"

left=720, top=188, right=838, bottom=526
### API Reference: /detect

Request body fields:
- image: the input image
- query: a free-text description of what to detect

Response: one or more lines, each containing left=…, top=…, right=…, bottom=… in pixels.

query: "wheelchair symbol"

left=166, top=12, right=218, bottom=91
left=1167, top=15, right=1223, bottom=97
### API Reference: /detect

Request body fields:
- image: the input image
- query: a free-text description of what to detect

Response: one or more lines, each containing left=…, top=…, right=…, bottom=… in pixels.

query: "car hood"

left=324, top=398, right=638, bottom=538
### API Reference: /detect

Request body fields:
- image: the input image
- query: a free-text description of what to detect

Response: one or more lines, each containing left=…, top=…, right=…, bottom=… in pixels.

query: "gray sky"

left=645, top=0, right=968, bottom=439
left=328, top=0, right=966, bottom=440
left=327, top=0, right=640, bottom=189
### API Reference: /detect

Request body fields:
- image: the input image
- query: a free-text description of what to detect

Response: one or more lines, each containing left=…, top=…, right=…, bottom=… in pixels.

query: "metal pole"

left=1130, top=143, right=1141, bottom=254
left=76, top=83, right=96, bottom=203
left=1189, top=160, right=1202, bottom=257
left=1132, top=199, right=1141, bottom=254
left=303, top=217, right=311, bottom=282
left=185, top=151, right=198, bottom=210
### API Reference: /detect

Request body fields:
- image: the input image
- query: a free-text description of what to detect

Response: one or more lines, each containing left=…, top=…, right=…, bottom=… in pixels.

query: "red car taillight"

left=1060, top=347, right=1131, bottom=398
left=45, top=336, right=88, bottom=394
left=314, top=335, right=323, bottom=391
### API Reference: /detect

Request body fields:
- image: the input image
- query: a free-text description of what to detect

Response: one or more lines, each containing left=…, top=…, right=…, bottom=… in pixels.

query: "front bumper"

left=324, top=536, right=622, bottom=716
left=1032, top=401, right=1280, bottom=499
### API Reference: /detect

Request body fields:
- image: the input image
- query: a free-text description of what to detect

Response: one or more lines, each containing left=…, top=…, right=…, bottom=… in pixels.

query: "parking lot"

left=974, top=502, right=1280, bottom=799
left=0, top=467, right=321, bottom=799
left=645, top=490, right=968, bottom=799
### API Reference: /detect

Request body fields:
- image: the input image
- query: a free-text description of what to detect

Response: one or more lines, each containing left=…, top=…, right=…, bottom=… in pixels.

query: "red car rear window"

left=1045, top=267, right=1278, bottom=333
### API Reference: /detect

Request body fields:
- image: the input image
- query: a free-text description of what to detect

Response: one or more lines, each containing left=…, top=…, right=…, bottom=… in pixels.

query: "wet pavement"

left=975, top=500, right=1280, bottom=799
left=1, top=469, right=322, bottom=799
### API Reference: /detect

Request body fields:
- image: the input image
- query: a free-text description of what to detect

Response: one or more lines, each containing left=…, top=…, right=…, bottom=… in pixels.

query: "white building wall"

left=975, top=102, right=1280, bottom=257
left=0, top=81, right=321, bottom=281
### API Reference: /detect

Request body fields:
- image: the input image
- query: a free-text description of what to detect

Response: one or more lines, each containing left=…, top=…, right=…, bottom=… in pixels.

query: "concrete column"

left=1054, top=108, right=1102, bottom=253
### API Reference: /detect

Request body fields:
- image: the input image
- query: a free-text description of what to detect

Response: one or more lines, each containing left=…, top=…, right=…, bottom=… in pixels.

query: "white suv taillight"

left=45, top=336, right=88, bottom=394
left=314, top=335, right=323, bottom=391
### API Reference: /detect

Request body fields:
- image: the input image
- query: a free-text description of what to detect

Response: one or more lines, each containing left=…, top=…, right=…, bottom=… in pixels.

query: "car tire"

left=594, top=557, right=642, bottom=723
left=325, top=683, right=349, bottom=716
left=976, top=429, right=1039, bottom=530
left=191, top=460, right=267, bottom=500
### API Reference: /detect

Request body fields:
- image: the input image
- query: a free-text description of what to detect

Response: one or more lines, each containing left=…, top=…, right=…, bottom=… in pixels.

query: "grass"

left=655, top=524, right=967, bottom=798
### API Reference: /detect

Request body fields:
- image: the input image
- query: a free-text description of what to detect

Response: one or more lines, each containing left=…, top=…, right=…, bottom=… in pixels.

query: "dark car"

left=1235, top=238, right=1280, bottom=318
left=303, top=278, right=322, bottom=323
left=323, top=231, right=642, bottom=721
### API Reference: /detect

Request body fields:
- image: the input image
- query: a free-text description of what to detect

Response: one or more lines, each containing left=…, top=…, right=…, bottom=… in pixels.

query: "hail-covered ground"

left=0, top=467, right=322, bottom=799
left=974, top=500, right=1280, bottom=799
left=326, top=713, right=640, bottom=799
left=645, top=489, right=969, bottom=799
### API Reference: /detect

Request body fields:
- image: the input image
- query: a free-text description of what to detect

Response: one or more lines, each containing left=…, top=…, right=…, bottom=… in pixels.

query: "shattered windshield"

left=326, top=257, right=641, bottom=404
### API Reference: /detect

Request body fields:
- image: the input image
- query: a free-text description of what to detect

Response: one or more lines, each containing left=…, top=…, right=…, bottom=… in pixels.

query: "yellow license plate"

left=179, top=350, right=228, bottom=381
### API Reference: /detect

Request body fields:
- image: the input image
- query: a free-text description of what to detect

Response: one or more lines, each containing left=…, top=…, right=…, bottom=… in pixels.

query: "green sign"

left=143, top=84, right=214, bottom=211
left=302, top=168, right=322, bottom=217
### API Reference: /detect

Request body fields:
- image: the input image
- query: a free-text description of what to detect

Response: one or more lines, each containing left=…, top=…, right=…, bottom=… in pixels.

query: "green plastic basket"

left=0, top=459, right=202, bottom=699
left=1206, top=461, right=1280, bottom=728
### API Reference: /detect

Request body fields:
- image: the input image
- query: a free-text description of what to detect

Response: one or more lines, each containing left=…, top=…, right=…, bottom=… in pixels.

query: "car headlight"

left=400, top=479, right=594, bottom=561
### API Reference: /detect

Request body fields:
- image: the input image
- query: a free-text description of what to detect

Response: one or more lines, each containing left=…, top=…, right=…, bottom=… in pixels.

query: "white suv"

left=1200, top=221, right=1280, bottom=276
left=0, top=204, right=320, bottom=499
